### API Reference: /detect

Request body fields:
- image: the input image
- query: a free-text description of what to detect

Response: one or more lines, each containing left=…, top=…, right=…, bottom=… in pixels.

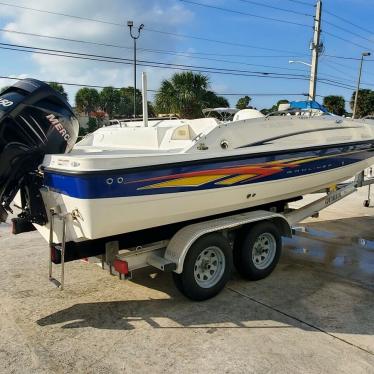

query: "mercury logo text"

left=46, top=114, right=71, bottom=141
left=0, top=98, right=13, bottom=107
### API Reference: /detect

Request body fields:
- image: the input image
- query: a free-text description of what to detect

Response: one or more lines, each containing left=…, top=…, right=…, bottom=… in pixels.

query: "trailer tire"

left=233, top=221, right=281, bottom=280
left=172, top=233, right=232, bottom=301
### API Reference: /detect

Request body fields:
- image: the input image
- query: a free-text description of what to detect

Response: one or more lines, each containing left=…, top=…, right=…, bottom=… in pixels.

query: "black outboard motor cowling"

left=0, top=78, right=79, bottom=223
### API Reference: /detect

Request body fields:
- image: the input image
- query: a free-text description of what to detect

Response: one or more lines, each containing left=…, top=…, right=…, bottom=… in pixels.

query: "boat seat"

left=171, top=124, right=196, bottom=140
left=188, top=118, right=219, bottom=135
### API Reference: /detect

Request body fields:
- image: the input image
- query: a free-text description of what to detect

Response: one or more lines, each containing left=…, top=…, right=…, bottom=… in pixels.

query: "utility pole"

left=353, top=52, right=371, bottom=119
left=309, top=0, right=322, bottom=101
left=127, top=21, right=144, bottom=119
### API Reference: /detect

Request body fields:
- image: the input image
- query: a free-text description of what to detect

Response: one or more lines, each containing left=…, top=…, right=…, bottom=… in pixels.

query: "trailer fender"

left=164, top=210, right=291, bottom=274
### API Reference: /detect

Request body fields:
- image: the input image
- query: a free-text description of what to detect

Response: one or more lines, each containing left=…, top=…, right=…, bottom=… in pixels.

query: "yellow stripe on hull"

left=138, top=175, right=228, bottom=189
left=215, top=174, right=257, bottom=185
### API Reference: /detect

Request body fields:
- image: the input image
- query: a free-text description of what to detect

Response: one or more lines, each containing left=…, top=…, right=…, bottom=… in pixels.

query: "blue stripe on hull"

left=43, top=144, right=373, bottom=199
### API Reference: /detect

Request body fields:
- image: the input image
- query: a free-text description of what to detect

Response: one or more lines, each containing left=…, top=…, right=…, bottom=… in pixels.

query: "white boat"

left=1, top=79, right=374, bottom=248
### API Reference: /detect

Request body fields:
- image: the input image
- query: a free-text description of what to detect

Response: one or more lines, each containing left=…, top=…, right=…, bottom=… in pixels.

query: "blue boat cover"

left=289, top=100, right=329, bottom=113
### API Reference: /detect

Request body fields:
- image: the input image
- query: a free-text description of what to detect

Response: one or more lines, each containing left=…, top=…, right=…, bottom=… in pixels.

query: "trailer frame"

left=47, top=172, right=374, bottom=299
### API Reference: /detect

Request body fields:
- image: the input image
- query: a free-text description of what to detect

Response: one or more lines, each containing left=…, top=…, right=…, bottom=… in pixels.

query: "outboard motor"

left=0, top=78, right=79, bottom=224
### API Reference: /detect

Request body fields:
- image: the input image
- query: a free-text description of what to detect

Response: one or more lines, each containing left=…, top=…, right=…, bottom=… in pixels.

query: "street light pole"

left=127, top=21, right=144, bottom=119
left=289, top=60, right=312, bottom=68
left=353, top=51, right=371, bottom=119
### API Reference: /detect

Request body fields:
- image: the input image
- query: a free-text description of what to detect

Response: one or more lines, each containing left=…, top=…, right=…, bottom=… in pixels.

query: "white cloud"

left=1, top=0, right=194, bottom=104
left=0, top=73, right=29, bottom=92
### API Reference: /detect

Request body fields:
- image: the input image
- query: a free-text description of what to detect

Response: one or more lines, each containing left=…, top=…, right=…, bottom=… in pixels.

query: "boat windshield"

left=202, top=107, right=239, bottom=121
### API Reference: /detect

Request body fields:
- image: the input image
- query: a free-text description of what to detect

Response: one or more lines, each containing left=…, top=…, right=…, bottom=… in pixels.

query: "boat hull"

left=36, top=142, right=374, bottom=243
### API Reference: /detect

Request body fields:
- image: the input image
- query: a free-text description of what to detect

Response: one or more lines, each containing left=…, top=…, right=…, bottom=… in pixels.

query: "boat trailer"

left=46, top=171, right=374, bottom=301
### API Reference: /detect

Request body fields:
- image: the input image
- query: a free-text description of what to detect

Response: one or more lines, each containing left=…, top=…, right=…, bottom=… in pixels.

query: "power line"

left=323, top=58, right=359, bottom=70
left=318, top=80, right=355, bottom=91
left=0, top=2, right=366, bottom=98
left=320, top=60, right=358, bottom=81
left=286, top=57, right=374, bottom=87
left=322, top=56, right=374, bottom=81
left=0, top=1, right=310, bottom=55
left=235, top=0, right=313, bottom=17
left=0, top=28, right=129, bottom=50
left=144, top=27, right=307, bottom=54
left=9, top=41, right=363, bottom=89
left=3, top=27, right=372, bottom=65
left=324, top=56, right=374, bottom=74
left=321, top=70, right=373, bottom=88
left=0, top=75, right=306, bottom=97
left=179, top=0, right=312, bottom=28
left=325, top=9, right=374, bottom=36
left=0, top=40, right=362, bottom=92
left=325, top=53, right=374, bottom=63
left=0, top=28, right=307, bottom=60
left=284, top=0, right=314, bottom=7
left=323, top=54, right=361, bottom=61
left=286, top=0, right=374, bottom=53
left=0, top=74, right=356, bottom=100
left=319, top=57, right=374, bottom=86
left=324, top=19, right=374, bottom=45
left=218, top=93, right=305, bottom=97
left=323, top=31, right=372, bottom=52
left=0, top=29, right=310, bottom=74
left=2, top=44, right=358, bottom=92
left=0, top=42, right=311, bottom=78
left=0, top=42, right=313, bottom=81
left=5, top=29, right=366, bottom=83
left=4, top=0, right=373, bottom=63
left=0, top=1, right=123, bottom=27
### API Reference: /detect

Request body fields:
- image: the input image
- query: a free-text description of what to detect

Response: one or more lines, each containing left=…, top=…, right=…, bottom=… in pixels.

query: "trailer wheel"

left=233, top=221, right=281, bottom=280
left=172, top=233, right=232, bottom=301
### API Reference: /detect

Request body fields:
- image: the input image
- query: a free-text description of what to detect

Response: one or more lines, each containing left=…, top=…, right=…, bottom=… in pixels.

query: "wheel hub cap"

left=252, top=233, right=276, bottom=270
left=194, top=246, right=225, bottom=288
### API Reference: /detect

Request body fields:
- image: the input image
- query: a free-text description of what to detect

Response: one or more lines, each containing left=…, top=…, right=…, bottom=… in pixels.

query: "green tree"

left=100, top=87, right=121, bottom=118
left=350, top=89, right=374, bottom=118
left=75, top=88, right=100, bottom=115
left=117, top=87, right=142, bottom=118
left=147, top=101, right=156, bottom=118
left=155, top=71, right=228, bottom=119
left=261, top=99, right=289, bottom=115
left=236, top=95, right=252, bottom=110
left=155, top=72, right=209, bottom=119
left=78, top=126, right=88, bottom=137
left=204, top=90, right=229, bottom=108
left=49, top=82, right=68, bottom=100
left=86, top=117, right=99, bottom=133
left=323, top=95, right=345, bottom=115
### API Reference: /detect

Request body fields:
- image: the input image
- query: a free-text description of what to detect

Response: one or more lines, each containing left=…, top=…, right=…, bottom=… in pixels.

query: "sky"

left=0, top=0, right=373, bottom=111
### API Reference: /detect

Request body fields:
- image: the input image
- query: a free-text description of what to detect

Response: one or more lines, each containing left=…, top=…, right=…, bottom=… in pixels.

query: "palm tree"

left=99, top=86, right=121, bottom=118
left=155, top=72, right=211, bottom=119
left=75, top=88, right=100, bottom=115
left=323, top=95, right=345, bottom=116
left=49, top=82, right=68, bottom=101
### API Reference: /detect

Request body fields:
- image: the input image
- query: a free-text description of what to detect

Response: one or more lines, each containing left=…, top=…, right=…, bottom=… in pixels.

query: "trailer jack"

left=48, top=209, right=70, bottom=290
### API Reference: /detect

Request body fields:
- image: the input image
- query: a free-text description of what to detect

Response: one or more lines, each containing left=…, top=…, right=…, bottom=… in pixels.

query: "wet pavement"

left=0, top=188, right=373, bottom=373
left=284, top=217, right=374, bottom=289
